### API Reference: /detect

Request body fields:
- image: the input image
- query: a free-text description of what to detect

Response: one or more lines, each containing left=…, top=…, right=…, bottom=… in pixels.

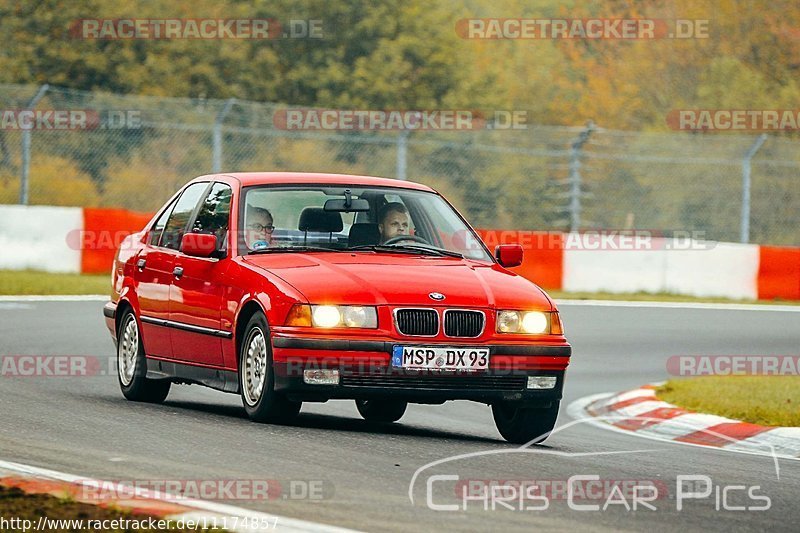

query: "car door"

left=168, top=182, right=232, bottom=368
left=136, top=182, right=209, bottom=360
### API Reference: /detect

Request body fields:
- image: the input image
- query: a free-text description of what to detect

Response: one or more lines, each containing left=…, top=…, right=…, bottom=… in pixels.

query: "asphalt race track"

left=1, top=300, right=798, bottom=532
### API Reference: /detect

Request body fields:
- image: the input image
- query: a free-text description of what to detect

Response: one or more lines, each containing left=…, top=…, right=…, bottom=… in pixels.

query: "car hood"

left=243, top=253, right=553, bottom=310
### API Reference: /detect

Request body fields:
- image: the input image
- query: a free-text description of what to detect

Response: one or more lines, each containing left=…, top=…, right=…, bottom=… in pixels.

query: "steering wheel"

left=383, top=234, right=431, bottom=246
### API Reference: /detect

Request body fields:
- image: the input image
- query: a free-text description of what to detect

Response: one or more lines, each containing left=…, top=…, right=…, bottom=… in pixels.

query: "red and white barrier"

left=0, top=205, right=151, bottom=275
left=562, top=240, right=761, bottom=300
left=478, top=229, right=799, bottom=301
left=0, top=205, right=83, bottom=273
left=0, top=207, right=797, bottom=301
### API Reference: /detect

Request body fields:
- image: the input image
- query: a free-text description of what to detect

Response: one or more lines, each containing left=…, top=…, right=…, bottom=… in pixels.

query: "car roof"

left=193, top=172, right=436, bottom=192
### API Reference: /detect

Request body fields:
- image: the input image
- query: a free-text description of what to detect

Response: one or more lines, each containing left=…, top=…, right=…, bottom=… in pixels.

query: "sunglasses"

left=248, top=223, right=275, bottom=233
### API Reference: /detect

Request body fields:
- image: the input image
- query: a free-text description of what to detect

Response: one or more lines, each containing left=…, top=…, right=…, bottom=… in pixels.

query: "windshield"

left=239, top=185, right=492, bottom=261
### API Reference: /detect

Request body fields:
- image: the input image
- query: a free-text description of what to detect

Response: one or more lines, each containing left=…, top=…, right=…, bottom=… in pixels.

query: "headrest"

left=298, top=207, right=343, bottom=233
left=348, top=223, right=380, bottom=247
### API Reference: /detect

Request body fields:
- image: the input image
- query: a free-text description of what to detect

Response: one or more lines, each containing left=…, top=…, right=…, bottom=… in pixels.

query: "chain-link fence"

left=1, top=83, right=797, bottom=246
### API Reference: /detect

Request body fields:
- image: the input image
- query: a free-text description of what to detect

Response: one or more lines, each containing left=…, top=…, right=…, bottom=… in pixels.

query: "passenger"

left=377, top=202, right=410, bottom=243
left=245, top=206, right=275, bottom=250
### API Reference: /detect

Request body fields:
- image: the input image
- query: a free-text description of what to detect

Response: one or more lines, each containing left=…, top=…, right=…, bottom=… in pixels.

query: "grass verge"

left=0, top=270, right=798, bottom=306
left=549, top=290, right=800, bottom=306
left=0, top=270, right=109, bottom=295
left=0, top=485, right=222, bottom=531
left=657, top=377, right=800, bottom=427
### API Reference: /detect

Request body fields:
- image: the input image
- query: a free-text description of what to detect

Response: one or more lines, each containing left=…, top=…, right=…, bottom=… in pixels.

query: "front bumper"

left=271, top=336, right=570, bottom=406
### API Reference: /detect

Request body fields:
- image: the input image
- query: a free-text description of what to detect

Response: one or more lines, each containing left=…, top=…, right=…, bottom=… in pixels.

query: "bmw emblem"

left=429, top=292, right=446, bottom=301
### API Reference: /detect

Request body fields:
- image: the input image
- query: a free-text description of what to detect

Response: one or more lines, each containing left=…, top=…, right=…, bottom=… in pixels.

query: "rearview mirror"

left=181, top=233, right=221, bottom=258
left=323, top=198, right=370, bottom=212
left=495, top=244, right=523, bottom=268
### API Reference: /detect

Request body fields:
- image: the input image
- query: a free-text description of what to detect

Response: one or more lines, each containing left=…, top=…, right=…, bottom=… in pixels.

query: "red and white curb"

left=0, top=459, right=359, bottom=533
left=568, top=385, right=800, bottom=461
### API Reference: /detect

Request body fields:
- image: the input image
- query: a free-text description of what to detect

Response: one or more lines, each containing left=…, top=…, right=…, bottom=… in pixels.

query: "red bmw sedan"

left=103, top=173, right=571, bottom=443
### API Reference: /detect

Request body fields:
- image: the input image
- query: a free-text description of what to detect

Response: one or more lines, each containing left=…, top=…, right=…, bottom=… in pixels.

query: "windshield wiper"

left=248, top=246, right=340, bottom=255
left=349, top=244, right=463, bottom=258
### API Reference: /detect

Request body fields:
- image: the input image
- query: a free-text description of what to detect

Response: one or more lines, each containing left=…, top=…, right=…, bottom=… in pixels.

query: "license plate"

left=391, top=346, right=490, bottom=371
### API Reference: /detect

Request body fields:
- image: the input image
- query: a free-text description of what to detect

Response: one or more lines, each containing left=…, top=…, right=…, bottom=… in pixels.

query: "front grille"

left=341, top=373, right=527, bottom=391
left=444, top=310, right=484, bottom=338
left=395, top=309, right=438, bottom=336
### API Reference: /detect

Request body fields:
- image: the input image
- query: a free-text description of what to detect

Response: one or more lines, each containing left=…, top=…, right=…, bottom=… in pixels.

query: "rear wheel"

left=355, top=399, right=408, bottom=423
left=492, top=401, right=560, bottom=444
left=239, top=311, right=301, bottom=423
left=117, top=310, right=170, bottom=403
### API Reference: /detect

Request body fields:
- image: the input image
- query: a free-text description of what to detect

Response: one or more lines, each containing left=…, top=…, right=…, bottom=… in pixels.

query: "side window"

left=148, top=198, right=178, bottom=246
left=192, top=183, right=232, bottom=244
left=159, top=182, right=209, bottom=250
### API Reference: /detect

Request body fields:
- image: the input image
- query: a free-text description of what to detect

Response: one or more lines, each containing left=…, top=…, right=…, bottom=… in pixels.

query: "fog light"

left=303, top=369, right=340, bottom=385
left=527, top=376, right=557, bottom=389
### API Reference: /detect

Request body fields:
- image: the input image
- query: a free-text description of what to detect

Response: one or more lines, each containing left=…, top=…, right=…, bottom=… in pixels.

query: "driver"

left=245, top=206, right=275, bottom=250
left=377, top=202, right=410, bottom=243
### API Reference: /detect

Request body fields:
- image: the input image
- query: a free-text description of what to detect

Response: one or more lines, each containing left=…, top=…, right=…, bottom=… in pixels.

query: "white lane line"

left=555, top=299, right=800, bottom=312
left=0, top=295, right=108, bottom=302
left=0, top=459, right=360, bottom=533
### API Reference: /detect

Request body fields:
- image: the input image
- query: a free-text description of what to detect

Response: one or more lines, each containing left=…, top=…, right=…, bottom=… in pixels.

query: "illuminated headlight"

left=521, top=312, right=548, bottom=334
left=497, top=311, right=561, bottom=334
left=307, top=305, right=377, bottom=329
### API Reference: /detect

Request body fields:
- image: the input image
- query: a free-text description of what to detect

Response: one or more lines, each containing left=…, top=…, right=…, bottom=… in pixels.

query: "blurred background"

left=0, top=0, right=798, bottom=245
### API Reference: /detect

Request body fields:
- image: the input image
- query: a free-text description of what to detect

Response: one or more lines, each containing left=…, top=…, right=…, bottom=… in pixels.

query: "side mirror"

left=495, top=244, right=523, bottom=268
left=181, top=233, right=220, bottom=258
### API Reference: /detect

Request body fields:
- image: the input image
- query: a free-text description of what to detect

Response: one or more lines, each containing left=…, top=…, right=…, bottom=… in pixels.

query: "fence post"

left=396, top=130, right=409, bottom=180
left=568, top=121, right=594, bottom=232
left=740, top=133, right=767, bottom=243
left=19, top=84, right=49, bottom=205
left=212, top=98, right=236, bottom=173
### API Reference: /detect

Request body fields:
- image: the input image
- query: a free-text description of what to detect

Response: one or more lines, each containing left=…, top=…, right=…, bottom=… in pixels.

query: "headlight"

left=312, top=305, right=342, bottom=328
left=285, top=304, right=377, bottom=329
left=496, top=310, right=562, bottom=334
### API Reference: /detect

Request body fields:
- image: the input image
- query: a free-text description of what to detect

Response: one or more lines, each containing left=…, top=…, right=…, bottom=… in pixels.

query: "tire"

left=355, top=399, right=408, bottom=423
left=239, top=311, right=301, bottom=424
left=492, top=401, right=560, bottom=444
left=117, top=309, right=171, bottom=403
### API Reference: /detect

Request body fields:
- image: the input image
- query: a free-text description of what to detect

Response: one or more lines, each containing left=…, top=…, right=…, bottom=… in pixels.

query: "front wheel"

left=355, top=399, right=408, bottom=423
left=239, top=312, right=301, bottom=424
left=117, top=310, right=170, bottom=403
left=492, top=401, right=560, bottom=444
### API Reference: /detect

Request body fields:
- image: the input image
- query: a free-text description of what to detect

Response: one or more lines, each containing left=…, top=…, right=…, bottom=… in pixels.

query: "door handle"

left=173, top=266, right=184, bottom=279
left=136, top=258, right=146, bottom=270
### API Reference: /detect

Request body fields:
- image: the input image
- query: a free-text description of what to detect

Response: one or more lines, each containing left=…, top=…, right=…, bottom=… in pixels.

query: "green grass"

left=657, top=377, right=800, bottom=427
left=548, top=290, right=800, bottom=306
left=0, top=270, right=109, bottom=295
left=0, top=270, right=798, bottom=306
